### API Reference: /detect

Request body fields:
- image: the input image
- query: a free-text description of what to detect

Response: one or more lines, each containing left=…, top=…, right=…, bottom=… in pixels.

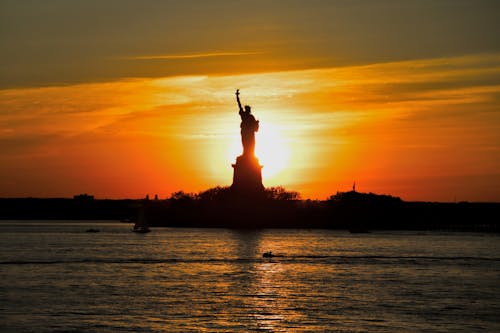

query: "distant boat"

left=132, top=208, right=151, bottom=233
left=262, top=251, right=284, bottom=258
left=85, top=228, right=100, bottom=233
left=263, top=251, right=274, bottom=258
left=132, top=225, right=151, bottom=233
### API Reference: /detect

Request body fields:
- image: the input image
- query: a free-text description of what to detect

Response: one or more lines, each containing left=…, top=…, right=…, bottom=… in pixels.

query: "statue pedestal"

left=231, top=154, right=264, bottom=193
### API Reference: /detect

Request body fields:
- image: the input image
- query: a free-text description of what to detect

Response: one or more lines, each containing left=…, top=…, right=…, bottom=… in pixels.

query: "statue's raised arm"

left=236, top=89, right=243, bottom=113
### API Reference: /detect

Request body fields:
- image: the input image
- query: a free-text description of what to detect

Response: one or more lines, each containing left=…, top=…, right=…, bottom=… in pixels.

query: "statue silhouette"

left=236, top=89, right=259, bottom=156
left=231, top=89, right=264, bottom=194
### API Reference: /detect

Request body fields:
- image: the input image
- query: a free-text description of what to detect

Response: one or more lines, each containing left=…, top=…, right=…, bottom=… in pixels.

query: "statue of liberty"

left=231, top=89, right=264, bottom=193
left=236, top=89, right=259, bottom=156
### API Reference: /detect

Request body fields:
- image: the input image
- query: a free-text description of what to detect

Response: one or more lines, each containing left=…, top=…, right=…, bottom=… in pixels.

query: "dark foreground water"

left=1, top=221, right=499, bottom=332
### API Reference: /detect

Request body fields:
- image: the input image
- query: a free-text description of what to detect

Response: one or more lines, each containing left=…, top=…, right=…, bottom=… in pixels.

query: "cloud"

left=3, top=1, right=500, bottom=88
left=0, top=133, right=62, bottom=158
left=122, top=51, right=263, bottom=61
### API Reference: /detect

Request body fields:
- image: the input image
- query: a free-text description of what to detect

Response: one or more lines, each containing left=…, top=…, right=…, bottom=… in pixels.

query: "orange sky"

left=1, top=1, right=499, bottom=201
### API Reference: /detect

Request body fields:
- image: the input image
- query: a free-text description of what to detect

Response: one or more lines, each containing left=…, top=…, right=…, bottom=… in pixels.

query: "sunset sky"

left=1, top=0, right=499, bottom=201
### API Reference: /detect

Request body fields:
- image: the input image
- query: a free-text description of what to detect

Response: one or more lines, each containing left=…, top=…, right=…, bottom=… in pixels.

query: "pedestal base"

left=231, top=154, right=264, bottom=193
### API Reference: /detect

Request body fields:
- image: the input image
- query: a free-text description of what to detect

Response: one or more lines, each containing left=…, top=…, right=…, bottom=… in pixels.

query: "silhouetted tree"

left=169, top=191, right=196, bottom=201
left=264, top=186, right=300, bottom=200
left=197, top=186, right=232, bottom=201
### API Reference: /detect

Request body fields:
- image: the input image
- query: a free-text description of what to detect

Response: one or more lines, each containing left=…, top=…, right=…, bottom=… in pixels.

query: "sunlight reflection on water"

left=1, top=222, right=499, bottom=332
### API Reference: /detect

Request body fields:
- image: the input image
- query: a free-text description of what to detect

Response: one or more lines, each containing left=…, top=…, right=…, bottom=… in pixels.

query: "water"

left=1, top=221, right=499, bottom=332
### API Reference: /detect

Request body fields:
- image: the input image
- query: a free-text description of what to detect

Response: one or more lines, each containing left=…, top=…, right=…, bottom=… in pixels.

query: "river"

left=1, top=221, right=499, bottom=332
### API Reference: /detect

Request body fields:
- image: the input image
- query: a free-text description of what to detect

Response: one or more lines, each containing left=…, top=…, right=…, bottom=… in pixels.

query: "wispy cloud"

left=122, top=51, right=263, bottom=61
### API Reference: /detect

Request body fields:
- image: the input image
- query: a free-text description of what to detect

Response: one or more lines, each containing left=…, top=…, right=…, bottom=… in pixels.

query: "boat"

left=262, top=251, right=284, bottom=258
left=263, top=251, right=274, bottom=258
left=132, top=208, right=151, bottom=233
left=132, top=225, right=151, bottom=233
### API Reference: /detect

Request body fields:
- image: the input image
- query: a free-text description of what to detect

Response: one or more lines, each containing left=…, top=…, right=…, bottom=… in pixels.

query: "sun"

left=226, top=121, right=290, bottom=180
left=255, top=122, right=290, bottom=178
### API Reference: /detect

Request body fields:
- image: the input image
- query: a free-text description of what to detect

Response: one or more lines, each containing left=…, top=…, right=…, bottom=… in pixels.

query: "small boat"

left=262, top=251, right=285, bottom=258
left=132, top=225, right=151, bottom=233
left=132, top=208, right=151, bottom=233
left=85, top=228, right=100, bottom=233
left=263, top=251, right=274, bottom=258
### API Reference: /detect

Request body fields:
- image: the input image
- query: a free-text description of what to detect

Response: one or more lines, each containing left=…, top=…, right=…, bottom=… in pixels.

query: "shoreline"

left=1, top=195, right=499, bottom=232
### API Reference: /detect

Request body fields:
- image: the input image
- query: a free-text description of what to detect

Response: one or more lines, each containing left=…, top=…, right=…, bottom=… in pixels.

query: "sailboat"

left=132, top=208, right=151, bottom=233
